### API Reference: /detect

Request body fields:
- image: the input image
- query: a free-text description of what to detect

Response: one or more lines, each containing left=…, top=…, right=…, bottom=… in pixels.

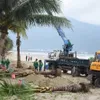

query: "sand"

left=5, top=51, right=100, bottom=100
left=25, top=73, right=100, bottom=100
left=7, top=51, right=48, bottom=62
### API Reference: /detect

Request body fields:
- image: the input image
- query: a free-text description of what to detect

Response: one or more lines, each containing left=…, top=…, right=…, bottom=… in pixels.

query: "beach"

left=6, top=51, right=94, bottom=71
left=7, top=51, right=48, bottom=62
left=7, top=51, right=48, bottom=69
left=0, top=0, right=99, bottom=100
left=4, top=51, right=100, bottom=100
left=7, top=51, right=94, bottom=61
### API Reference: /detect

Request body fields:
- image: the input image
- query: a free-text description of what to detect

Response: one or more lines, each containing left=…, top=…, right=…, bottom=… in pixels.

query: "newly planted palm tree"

left=0, top=0, right=71, bottom=58
left=16, top=33, right=21, bottom=68
left=10, top=22, right=27, bottom=68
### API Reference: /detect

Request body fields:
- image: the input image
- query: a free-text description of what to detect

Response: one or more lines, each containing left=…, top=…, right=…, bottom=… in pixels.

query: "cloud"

left=61, top=0, right=100, bottom=25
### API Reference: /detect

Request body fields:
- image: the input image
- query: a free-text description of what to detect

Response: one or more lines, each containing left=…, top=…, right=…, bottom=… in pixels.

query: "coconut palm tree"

left=16, top=33, right=21, bottom=67
left=10, top=22, right=27, bottom=68
left=0, top=0, right=71, bottom=57
left=0, top=0, right=71, bottom=68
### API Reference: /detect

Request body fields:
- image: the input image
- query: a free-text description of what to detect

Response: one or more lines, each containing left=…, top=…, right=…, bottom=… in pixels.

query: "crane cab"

left=48, top=50, right=77, bottom=60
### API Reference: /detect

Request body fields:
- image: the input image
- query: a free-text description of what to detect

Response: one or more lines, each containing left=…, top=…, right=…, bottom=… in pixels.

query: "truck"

left=44, top=27, right=90, bottom=77
left=87, top=51, right=100, bottom=87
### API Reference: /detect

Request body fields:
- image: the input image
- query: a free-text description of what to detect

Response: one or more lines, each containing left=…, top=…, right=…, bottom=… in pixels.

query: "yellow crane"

left=88, top=51, right=100, bottom=87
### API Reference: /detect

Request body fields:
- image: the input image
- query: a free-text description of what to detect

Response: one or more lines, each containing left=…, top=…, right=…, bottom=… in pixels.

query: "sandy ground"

left=5, top=52, right=100, bottom=100
left=20, top=60, right=100, bottom=100
left=7, top=51, right=48, bottom=71
left=7, top=51, right=48, bottom=62
left=25, top=74, right=100, bottom=100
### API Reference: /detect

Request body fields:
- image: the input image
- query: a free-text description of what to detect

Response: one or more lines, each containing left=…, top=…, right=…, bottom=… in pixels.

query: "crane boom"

left=56, top=26, right=70, bottom=45
left=45, top=9, right=73, bottom=56
left=56, top=26, right=73, bottom=56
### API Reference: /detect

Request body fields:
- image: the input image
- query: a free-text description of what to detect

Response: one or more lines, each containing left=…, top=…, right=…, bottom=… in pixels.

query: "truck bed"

left=58, top=58, right=90, bottom=67
left=45, top=57, right=90, bottom=68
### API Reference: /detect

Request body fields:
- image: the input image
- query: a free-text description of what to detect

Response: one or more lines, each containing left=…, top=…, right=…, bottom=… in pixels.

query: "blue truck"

left=45, top=27, right=90, bottom=77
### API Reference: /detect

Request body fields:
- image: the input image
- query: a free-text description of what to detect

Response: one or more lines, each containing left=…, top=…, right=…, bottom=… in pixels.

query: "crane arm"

left=56, top=26, right=73, bottom=55
left=44, top=9, right=73, bottom=55
left=56, top=26, right=70, bottom=45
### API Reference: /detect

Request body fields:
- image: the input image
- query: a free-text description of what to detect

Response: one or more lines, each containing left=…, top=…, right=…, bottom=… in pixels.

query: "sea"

left=11, top=49, right=94, bottom=60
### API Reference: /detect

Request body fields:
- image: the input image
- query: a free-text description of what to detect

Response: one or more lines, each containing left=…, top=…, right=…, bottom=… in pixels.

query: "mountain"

left=9, top=17, right=100, bottom=53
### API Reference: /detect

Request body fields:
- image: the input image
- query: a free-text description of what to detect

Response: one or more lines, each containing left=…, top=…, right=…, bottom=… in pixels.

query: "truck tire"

left=94, top=78, right=100, bottom=88
left=55, top=68, right=61, bottom=76
left=71, top=67, right=79, bottom=77
left=85, top=73, right=88, bottom=77
left=63, top=70, right=67, bottom=73
left=51, top=65, right=55, bottom=70
left=87, top=74, right=95, bottom=85
left=85, top=68, right=89, bottom=76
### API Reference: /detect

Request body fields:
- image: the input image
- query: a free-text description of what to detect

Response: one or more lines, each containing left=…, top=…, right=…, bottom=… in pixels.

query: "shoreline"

left=7, top=51, right=94, bottom=62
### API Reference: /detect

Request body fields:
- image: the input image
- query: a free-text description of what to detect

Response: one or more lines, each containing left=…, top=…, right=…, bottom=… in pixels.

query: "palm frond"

left=12, top=0, right=61, bottom=14
left=11, top=0, right=62, bottom=21
left=39, top=0, right=62, bottom=14
left=8, top=21, right=28, bottom=38
left=0, top=79, right=30, bottom=95
left=27, top=14, right=71, bottom=28
left=0, top=0, right=71, bottom=29
left=0, top=0, right=71, bottom=38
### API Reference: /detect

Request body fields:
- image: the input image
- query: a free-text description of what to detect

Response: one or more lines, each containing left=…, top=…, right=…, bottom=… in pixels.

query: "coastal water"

left=9, top=51, right=94, bottom=61
left=19, top=51, right=94, bottom=59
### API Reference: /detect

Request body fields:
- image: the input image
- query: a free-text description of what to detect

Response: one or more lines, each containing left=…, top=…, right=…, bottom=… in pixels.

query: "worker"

left=5, top=59, right=10, bottom=69
left=0, top=59, right=6, bottom=70
left=38, top=60, right=43, bottom=71
left=1, top=59, right=6, bottom=67
left=26, top=55, right=28, bottom=61
left=44, top=60, right=46, bottom=71
left=33, top=59, right=38, bottom=71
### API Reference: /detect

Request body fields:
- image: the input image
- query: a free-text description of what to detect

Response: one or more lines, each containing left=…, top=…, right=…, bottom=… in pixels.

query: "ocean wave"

left=9, top=50, right=94, bottom=59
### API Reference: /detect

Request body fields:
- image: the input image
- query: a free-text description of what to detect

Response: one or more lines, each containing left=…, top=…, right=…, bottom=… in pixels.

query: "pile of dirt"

left=25, top=74, right=90, bottom=87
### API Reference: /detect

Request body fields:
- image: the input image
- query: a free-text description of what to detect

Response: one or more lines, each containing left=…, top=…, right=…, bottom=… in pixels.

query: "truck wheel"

left=63, top=70, right=67, bottom=73
left=85, top=73, right=88, bottom=77
left=85, top=68, right=89, bottom=76
left=71, top=67, right=79, bottom=77
left=94, top=78, right=100, bottom=88
left=51, top=65, right=55, bottom=70
left=55, top=68, right=61, bottom=76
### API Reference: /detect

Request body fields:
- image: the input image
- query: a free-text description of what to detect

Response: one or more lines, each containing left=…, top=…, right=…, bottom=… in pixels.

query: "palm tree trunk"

left=0, top=26, right=8, bottom=59
left=1, top=39, right=7, bottom=59
left=51, top=83, right=89, bottom=93
left=35, top=69, right=61, bottom=77
left=16, top=33, right=22, bottom=68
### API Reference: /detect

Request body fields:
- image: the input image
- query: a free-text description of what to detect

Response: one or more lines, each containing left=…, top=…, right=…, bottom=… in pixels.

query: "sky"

left=61, top=0, right=100, bottom=25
